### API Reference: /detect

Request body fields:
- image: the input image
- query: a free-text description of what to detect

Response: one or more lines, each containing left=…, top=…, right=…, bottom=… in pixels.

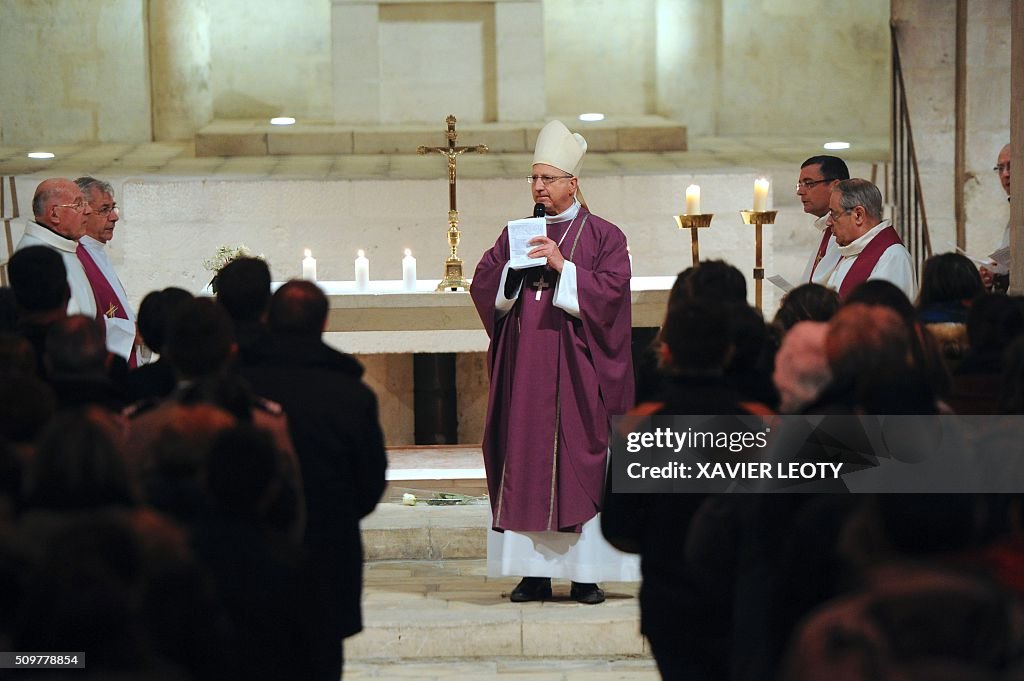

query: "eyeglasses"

left=993, top=163, right=1011, bottom=174
left=92, top=203, right=118, bottom=216
left=526, top=174, right=574, bottom=185
left=55, top=200, right=88, bottom=213
left=796, top=178, right=834, bottom=191
left=828, top=207, right=852, bottom=222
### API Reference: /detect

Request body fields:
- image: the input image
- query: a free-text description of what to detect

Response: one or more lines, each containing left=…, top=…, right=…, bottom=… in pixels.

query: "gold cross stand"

left=418, top=115, right=488, bottom=291
left=0, top=177, right=20, bottom=287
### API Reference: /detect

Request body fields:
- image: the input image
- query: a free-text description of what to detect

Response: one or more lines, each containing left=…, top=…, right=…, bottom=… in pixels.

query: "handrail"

left=890, top=21, right=932, bottom=277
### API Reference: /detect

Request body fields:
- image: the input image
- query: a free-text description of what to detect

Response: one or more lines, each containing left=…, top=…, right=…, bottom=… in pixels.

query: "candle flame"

left=357, top=249, right=365, bottom=258
left=405, top=248, right=412, bottom=257
left=304, top=248, right=312, bottom=258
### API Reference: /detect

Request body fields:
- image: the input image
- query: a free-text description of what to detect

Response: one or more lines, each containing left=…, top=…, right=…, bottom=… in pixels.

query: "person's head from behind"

left=966, top=293, right=1024, bottom=356
left=166, top=298, right=236, bottom=380
left=773, top=321, right=831, bottom=414
left=8, top=246, right=69, bottom=316
left=827, top=179, right=884, bottom=247
left=205, top=425, right=283, bottom=525
left=215, top=257, right=271, bottom=323
left=669, top=260, right=747, bottom=307
left=797, top=155, right=850, bottom=217
left=24, top=407, right=136, bottom=511
left=773, top=283, right=841, bottom=335
left=136, top=287, right=193, bottom=355
left=268, top=280, right=329, bottom=338
left=44, top=315, right=108, bottom=379
left=918, top=252, right=985, bottom=309
left=659, top=300, right=733, bottom=375
left=826, top=303, right=936, bottom=412
left=845, top=279, right=917, bottom=325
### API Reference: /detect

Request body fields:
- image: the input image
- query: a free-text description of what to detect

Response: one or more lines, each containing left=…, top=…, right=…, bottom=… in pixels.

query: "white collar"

left=546, top=199, right=581, bottom=224
left=837, top=219, right=892, bottom=257
left=813, top=213, right=830, bottom=232
left=26, top=220, right=79, bottom=254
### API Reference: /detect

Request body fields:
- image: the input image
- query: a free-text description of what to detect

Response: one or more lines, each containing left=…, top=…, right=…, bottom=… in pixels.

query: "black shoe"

left=510, top=577, right=552, bottom=602
left=570, top=582, right=605, bottom=604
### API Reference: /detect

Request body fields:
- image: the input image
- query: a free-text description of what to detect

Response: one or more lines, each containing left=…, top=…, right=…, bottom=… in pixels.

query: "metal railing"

left=890, top=21, right=932, bottom=274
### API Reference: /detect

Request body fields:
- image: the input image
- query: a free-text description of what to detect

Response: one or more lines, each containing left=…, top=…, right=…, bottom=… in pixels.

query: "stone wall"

left=891, top=0, right=1012, bottom=257
left=1, top=0, right=890, bottom=143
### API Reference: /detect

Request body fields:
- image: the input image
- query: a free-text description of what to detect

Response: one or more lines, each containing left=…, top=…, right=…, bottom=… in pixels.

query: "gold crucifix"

left=418, top=115, right=488, bottom=291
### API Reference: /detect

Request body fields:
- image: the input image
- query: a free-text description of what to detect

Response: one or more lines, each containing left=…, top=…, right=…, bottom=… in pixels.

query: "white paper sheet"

left=507, top=217, right=547, bottom=269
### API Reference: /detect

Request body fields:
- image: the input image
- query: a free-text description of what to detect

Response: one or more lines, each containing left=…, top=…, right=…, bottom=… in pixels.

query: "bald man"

left=16, top=178, right=97, bottom=317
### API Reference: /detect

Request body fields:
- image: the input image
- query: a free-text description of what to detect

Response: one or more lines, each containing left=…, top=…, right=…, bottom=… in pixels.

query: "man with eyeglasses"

left=981, top=143, right=1011, bottom=290
left=74, top=176, right=141, bottom=367
left=796, top=155, right=850, bottom=284
left=15, top=178, right=97, bottom=318
left=822, top=178, right=916, bottom=300
left=471, top=120, right=637, bottom=605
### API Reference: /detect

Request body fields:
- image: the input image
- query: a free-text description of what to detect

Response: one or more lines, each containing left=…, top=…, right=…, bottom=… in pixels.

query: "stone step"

left=194, top=116, right=687, bottom=157
left=361, top=503, right=489, bottom=561
left=347, top=559, right=650, bottom=665
left=344, top=658, right=660, bottom=680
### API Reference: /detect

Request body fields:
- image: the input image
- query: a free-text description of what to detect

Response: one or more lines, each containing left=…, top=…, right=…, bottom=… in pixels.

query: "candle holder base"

left=436, top=257, right=471, bottom=292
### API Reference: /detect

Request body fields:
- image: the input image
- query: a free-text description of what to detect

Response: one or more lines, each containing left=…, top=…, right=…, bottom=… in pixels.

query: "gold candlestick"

left=674, top=213, right=714, bottom=267
left=739, top=209, right=777, bottom=312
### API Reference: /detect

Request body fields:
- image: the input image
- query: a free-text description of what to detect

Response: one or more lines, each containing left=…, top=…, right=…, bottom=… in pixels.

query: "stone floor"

left=350, top=499, right=657, bottom=680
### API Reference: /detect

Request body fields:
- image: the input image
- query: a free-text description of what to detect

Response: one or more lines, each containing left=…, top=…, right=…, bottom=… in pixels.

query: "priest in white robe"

left=74, top=177, right=139, bottom=366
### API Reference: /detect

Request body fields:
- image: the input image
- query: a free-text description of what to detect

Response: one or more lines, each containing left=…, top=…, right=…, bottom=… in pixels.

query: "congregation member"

left=241, top=280, right=387, bottom=680
left=7, top=246, right=69, bottom=377
left=214, top=256, right=273, bottom=366
left=471, top=119, right=637, bottom=604
left=822, top=178, right=917, bottom=300
left=74, top=177, right=140, bottom=367
left=15, top=178, right=96, bottom=317
left=796, top=156, right=850, bottom=284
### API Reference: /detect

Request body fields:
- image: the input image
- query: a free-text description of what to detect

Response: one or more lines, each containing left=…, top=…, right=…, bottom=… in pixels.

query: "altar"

left=312, top=276, right=673, bottom=446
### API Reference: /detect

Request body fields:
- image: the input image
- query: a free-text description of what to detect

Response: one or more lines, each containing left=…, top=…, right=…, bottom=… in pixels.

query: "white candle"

left=355, top=249, right=369, bottom=291
left=753, top=177, right=770, bottom=212
left=685, top=184, right=701, bottom=215
left=402, top=248, right=417, bottom=291
left=302, top=248, right=317, bottom=281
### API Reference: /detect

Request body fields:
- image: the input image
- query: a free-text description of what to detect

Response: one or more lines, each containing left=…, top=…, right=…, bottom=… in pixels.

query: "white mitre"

left=533, top=120, right=587, bottom=176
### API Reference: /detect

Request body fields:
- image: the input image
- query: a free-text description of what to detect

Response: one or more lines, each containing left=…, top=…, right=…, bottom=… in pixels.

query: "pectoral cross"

left=104, top=302, right=119, bottom=318
left=418, top=115, right=489, bottom=292
left=533, top=275, right=550, bottom=301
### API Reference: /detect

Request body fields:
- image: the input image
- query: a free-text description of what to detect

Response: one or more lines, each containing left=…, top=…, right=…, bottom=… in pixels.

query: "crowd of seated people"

left=3, top=241, right=1024, bottom=679
left=0, top=253, right=386, bottom=680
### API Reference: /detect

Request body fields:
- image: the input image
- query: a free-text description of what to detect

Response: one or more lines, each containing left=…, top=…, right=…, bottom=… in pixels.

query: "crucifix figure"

left=533, top=274, right=550, bottom=301
left=418, top=115, right=488, bottom=291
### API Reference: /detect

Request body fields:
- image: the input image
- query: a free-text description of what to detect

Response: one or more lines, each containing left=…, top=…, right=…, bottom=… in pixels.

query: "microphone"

left=533, top=203, right=545, bottom=218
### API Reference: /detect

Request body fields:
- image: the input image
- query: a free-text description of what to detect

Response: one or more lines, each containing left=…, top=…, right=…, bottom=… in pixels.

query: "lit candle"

left=685, top=184, right=701, bottom=215
left=302, top=248, right=317, bottom=281
left=355, top=249, right=369, bottom=291
left=753, top=177, right=769, bottom=212
left=402, top=248, right=417, bottom=291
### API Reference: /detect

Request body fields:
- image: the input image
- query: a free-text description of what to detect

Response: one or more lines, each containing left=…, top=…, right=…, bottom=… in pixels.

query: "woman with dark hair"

left=772, top=283, right=841, bottom=336
left=917, top=253, right=986, bottom=363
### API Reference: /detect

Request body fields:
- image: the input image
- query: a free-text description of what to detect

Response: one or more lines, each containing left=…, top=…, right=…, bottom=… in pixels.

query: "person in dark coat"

left=240, top=279, right=387, bottom=680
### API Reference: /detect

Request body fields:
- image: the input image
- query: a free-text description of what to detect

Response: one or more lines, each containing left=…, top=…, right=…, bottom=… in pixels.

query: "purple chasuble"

left=471, top=208, right=634, bottom=533
left=76, top=244, right=137, bottom=368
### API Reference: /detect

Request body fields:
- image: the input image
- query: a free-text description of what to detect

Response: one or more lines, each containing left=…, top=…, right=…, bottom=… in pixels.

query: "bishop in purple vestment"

left=471, top=120, right=636, bottom=603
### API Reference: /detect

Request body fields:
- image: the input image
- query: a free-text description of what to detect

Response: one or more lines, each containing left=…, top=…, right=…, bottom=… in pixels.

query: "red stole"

left=808, top=228, right=833, bottom=281
left=837, top=225, right=904, bottom=300
left=76, top=244, right=137, bottom=368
